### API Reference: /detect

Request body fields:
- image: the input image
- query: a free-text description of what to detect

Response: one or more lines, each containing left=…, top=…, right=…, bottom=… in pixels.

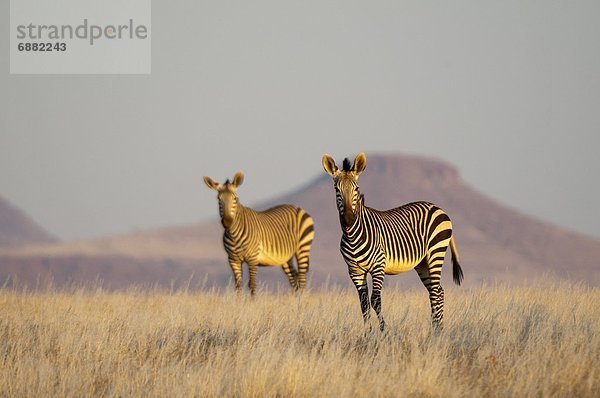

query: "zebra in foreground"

left=204, top=172, right=315, bottom=294
left=322, top=153, right=463, bottom=330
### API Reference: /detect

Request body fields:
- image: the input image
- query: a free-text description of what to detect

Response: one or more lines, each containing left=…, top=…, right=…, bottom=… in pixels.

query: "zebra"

left=204, top=171, right=315, bottom=295
left=322, top=153, right=463, bottom=330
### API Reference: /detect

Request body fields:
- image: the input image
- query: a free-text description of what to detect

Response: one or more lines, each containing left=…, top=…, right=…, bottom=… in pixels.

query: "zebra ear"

left=353, top=152, right=367, bottom=175
left=204, top=176, right=221, bottom=190
left=322, top=154, right=339, bottom=176
left=232, top=171, right=244, bottom=188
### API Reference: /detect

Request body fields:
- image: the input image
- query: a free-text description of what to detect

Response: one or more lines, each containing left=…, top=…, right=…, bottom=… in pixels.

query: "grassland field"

left=0, top=282, right=598, bottom=397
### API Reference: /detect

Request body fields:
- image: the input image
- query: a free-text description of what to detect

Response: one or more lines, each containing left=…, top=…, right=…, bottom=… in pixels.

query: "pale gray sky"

left=1, top=1, right=599, bottom=240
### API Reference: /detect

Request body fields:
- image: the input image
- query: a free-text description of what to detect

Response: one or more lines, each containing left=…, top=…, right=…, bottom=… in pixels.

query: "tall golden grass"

left=0, top=282, right=598, bottom=397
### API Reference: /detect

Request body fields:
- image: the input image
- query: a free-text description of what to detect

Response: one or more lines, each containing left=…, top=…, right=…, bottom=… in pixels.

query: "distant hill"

left=0, top=196, right=58, bottom=248
left=1, top=154, right=599, bottom=290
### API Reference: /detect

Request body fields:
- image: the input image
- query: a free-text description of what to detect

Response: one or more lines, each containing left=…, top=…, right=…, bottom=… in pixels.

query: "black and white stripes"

left=323, top=153, right=463, bottom=330
left=205, top=172, right=314, bottom=294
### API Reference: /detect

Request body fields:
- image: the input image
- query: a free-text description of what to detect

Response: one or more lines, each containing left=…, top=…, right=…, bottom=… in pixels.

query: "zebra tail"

left=449, top=236, right=464, bottom=286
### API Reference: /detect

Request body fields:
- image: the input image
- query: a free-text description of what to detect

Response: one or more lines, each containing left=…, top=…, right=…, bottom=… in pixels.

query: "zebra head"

left=322, top=153, right=367, bottom=228
left=203, top=172, right=244, bottom=228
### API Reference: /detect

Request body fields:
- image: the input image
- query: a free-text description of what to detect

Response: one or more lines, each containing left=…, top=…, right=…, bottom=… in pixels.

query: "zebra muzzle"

left=343, top=209, right=356, bottom=227
left=221, top=215, right=233, bottom=228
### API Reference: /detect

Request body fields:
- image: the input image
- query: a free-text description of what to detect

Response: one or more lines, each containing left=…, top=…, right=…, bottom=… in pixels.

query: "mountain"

left=0, top=196, right=58, bottom=248
left=1, top=154, right=599, bottom=290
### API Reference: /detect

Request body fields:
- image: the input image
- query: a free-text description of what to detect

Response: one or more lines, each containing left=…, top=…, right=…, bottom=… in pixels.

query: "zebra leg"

left=281, top=259, right=299, bottom=291
left=428, top=250, right=447, bottom=329
left=295, top=252, right=310, bottom=290
left=350, top=271, right=370, bottom=325
left=429, top=284, right=444, bottom=330
left=295, top=217, right=313, bottom=291
left=248, top=262, right=258, bottom=296
left=228, top=260, right=243, bottom=293
left=370, top=269, right=386, bottom=332
left=416, top=259, right=445, bottom=329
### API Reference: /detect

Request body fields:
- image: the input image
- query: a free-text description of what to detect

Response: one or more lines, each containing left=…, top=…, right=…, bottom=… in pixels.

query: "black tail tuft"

left=452, top=256, right=464, bottom=286
left=450, top=237, right=463, bottom=286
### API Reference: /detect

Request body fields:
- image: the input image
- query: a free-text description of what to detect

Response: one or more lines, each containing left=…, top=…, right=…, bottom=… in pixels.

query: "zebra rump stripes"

left=204, top=172, right=314, bottom=295
left=322, top=152, right=463, bottom=330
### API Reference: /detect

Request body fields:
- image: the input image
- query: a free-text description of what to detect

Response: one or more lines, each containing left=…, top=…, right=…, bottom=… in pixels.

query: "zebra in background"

left=322, top=153, right=463, bottom=330
left=204, top=172, right=315, bottom=294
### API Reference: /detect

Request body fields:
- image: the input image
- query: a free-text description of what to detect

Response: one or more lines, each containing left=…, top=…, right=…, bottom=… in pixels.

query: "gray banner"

left=10, top=0, right=151, bottom=74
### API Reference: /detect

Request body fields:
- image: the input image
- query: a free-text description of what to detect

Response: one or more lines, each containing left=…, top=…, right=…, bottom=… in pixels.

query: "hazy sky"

left=1, top=1, right=599, bottom=240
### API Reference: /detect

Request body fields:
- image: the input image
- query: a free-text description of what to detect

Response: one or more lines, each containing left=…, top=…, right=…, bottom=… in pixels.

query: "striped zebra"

left=322, top=153, right=463, bottom=330
left=204, top=172, right=315, bottom=294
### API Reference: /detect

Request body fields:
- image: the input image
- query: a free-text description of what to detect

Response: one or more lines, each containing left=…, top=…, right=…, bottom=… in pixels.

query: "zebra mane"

left=342, top=158, right=353, bottom=171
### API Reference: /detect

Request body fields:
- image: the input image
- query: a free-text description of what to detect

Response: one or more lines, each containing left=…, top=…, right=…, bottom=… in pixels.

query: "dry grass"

left=0, top=282, right=598, bottom=397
